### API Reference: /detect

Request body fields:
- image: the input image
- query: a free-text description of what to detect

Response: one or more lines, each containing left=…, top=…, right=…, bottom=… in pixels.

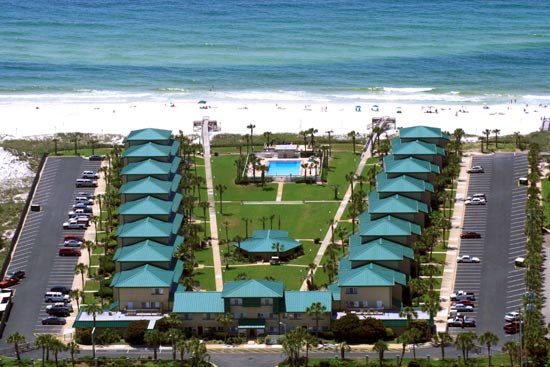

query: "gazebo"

left=233, top=230, right=303, bottom=262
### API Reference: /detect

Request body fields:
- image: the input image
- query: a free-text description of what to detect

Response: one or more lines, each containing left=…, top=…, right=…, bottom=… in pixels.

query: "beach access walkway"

left=201, top=122, right=224, bottom=291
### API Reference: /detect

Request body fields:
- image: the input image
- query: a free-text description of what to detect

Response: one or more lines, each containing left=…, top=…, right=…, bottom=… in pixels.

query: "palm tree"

left=175, top=334, right=189, bottom=361
left=74, top=263, right=88, bottom=288
left=247, top=124, right=256, bottom=152
left=502, top=341, right=520, bottom=367
left=69, top=289, right=83, bottom=310
left=144, top=329, right=163, bottom=360
left=67, top=341, right=80, bottom=367
left=492, top=129, right=501, bottom=149
left=280, top=327, right=307, bottom=367
left=454, top=331, right=477, bottom=361
left=49, top=338, right=66, bottom=367
left=198, top=201, right=210, bottom=235
left=395, top=331, right=409, bottom=365
left=335, top=226, right=347, bottom=252
left=83, top=240, right=94, bottom=266
left=337, top=341, right=351, bottom=360
left=407, top=328, right=422, bottom=359
left=215, top=184, right=227, bottom=214
left=345, top=171, right=356, bottom=197
left=434, top=331, right=453, bottom=360
left=216, top=312, right=234, bottom=342
left=242, top=217, right=251, bottom=238
left=305, top=302, right=327, bottom=337
left=85, top=303, right=104, bottom=359
left=483, top=129, right=491, bottom=151
left=348, top=131, right=358, bottom=154
left=263, top=131, right=272, bottom=147
left=326, top=130, right=333, bottom=156
left=399, top=306, right=418, bottom=327
left=514, top=131, right=521, bottom=150
left=35, top=333, right=54, bottom=366
left=187, top=337, right=210, bottom=367
left=7, top=332, right=26, bottom=360
left=373, top=340, right=388, bottom=367
left=479, top=331, right=499, bottom=366
left=420, top=291, right=441, bottom=336
left=272, top=242, right=284, bottom=258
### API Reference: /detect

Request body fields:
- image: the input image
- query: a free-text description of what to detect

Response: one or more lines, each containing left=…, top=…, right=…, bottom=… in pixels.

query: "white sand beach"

left=0, top=99, right=548, bottom=139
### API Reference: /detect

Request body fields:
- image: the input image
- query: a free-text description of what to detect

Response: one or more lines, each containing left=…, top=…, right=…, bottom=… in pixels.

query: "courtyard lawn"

left=194, top=267, right=216, bottom=291
left=216, top=201, right=340, bottom=240
left=222, top=265, right=307, bottom=289
left=195, top=248, right=214, bottom=266
left=288, top=241, right=319, bottom=265
left=211, top=154, right=278, bottom=201
left=543, top=179, right=550, bottom=227
left=312, top=266, right=330, bottom=288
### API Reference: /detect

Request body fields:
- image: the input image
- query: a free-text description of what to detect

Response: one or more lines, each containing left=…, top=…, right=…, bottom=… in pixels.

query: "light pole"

left=395, top=354, right=400, bottom=367
left=365, top=354, right=369, bottom=366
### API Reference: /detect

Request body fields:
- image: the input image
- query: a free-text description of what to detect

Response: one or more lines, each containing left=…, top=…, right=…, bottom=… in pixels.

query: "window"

left=233, top=312, right=246, bottom=319
left=182, top=313, right=193, bottom=320
left=203, top=313, right=214, bottom=320
left=257, top=313, right=265, bottom=318
left=261, top=298, right=273, bottom=306
left=230, top=298, right=243, bottom=306
left=345, top=287, right=358, bottom=295
left=151, top=288, right=164, bottom=295
left=289, top=313, right=302, bottom=320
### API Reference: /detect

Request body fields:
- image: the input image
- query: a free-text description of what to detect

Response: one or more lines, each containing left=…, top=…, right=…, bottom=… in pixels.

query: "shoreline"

left=0, top=99, right=548, bottom=139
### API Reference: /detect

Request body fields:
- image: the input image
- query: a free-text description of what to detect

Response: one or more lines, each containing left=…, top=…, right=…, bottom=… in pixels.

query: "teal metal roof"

left=122, top=141, right=179, bottom=159
left=376, top=173, right=434, bottom=193
left=358, top=213, right=421, bottom=237
left=113, top=239, right=175, bottom=262
left=349, top=238, right=414, bottom=261
left=391, top=139, right=446, bottom=156
left=338, top=260, right=407, bottom=287
left=117, top=193, right=182, bottom=216
left=383, top=155, right=440, bottom=174
left=119, top=175, right=182, bottom=195
left=284, top=291, right=332, bottom=313
left=327, top=283, right=341, bottom=301
left=125, top=128, right=173, bottom=142
left=121, top=157, right=181, bottom=176
left=115, top=214, right=183, bottom=238
left=367, top=192, right=429, bottom=215
left=222, top=280, right=284, bottom=298
left=111, top=263, right=175, bottom=288
left=172, top=291, right=225, bottom=313
left=399, top=126, right=450, bottom=140
left=235, top=230, right=302, bottom=254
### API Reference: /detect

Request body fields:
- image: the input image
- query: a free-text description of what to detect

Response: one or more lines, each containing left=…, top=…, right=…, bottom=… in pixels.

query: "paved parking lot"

left=449, top=153, right=527, bottom=342
left=0, top=156, right=100, bottom=345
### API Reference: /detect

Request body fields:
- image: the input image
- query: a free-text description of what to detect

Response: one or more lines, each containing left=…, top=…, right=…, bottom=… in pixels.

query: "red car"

left=0, top=278, right=19, bottom=288
left=453, top=299, right=475, bottom=307
left=460, top=231, right=482, bottom=239
left=503, top=321, right=520, bottom=334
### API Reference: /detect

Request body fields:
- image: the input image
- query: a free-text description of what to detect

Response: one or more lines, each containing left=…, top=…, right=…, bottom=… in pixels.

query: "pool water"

left=267, top=160, right=301, bottom=176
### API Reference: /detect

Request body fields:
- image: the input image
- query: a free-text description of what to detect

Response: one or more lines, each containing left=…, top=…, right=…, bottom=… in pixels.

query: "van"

left=44, top=291, right=69, bottom=303
left=59, top=247, right=81, bottom=257
left=75, top=179, right=98, bottom=188
left=50, top=286, right=71, bottom=295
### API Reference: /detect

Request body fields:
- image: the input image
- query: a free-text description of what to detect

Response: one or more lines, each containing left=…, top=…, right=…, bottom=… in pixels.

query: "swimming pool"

left=267, top=160, right=301, bottom=176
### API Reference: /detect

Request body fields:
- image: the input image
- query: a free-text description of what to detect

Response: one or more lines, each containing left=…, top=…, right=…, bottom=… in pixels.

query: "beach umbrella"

left=198, top=100, right=207, bottom=104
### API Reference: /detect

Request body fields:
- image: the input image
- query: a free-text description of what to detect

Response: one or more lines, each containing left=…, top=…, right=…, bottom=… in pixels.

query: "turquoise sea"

left=1, top=0, right=550, bottom=105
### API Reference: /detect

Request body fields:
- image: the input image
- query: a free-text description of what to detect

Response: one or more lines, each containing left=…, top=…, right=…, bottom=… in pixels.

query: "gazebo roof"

left=234, top=230, right=302, bottom=254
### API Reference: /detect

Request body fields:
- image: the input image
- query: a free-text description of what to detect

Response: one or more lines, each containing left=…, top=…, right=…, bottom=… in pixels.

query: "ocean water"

left=1, top=0, right=550, bottom=105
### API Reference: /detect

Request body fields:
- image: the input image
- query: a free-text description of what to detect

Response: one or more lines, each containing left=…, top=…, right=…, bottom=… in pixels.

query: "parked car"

left=64, top=235, right=85, bottom=242
left=514, top=257, right=525, bottom=267
left=46, top=302, right=74, bottom=313
left=3, top=270, right=25, bottom=282
left=453, top=299, right=475, bottom=307
left=74, top=197, right=94, bottom=205
left=72, top=203, right=93, bottom=211
left=75, top=178, right=98, bottom=188
left=63, top=239, right=83, bottom=247
left=47, top=307, right=70, bottom=317
left=0, top=278, right=19, bottom=288
left=467, top=166, right=484, bottom=173
left=89, top=155, right=104, bottom=161
left=59, top=247, right=81, bottom=256
left=505, top=311, right=520, bottom=322
left=50, top=286, right=71, bottom=295
left=68, top=208, right=93, bottom=216
left=450, top=291, right=476, bottom=301
left=503, top=321, right=520, bottom=334
left=42, top=316, right=67, bottom=325
left=62, top=222, right=86, bottom=230
left=465, top=197, right=487, bottom=205
left=457, top=255, right=480, bottom=263
left=76, top=191, right=95, bottom=199
left=460, top=231, right=482, bottom=239
left=447, top=317, right=476, bottom=327
left=81, top=170, right=99, bottom=179
left=451, top=303, right=474, bottom=312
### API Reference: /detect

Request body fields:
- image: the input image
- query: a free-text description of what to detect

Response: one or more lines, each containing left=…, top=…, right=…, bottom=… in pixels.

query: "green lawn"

left=84, top=280, right=99, bottom=291
left=216, top=201, right=340, bottom=240
left=195, top=248, right=214, bottom=266
left=194, top=267, right=216, bottom=291
left=288, top=241, right=319, bottom=265
left=222, top=265, right=307, bottom=289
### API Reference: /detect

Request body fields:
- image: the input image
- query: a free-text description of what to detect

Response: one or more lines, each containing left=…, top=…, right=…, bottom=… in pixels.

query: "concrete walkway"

left=201, top=123, right=224, bottom=291
left=434, top=154, right=472, bottom=332
left=299, top=151, right=372, bottom=291
left=276, top=182, right=284, bottom=202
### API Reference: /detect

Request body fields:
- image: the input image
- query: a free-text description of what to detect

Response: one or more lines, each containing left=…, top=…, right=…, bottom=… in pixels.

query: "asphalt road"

left=450, top=153, right=527, bottom=344
left=0, top=156, right=100, bottom=346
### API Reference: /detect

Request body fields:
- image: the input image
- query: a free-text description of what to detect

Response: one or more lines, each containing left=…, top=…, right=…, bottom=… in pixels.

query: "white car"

left=451, top=303, right=474, bottom=312
left=465, top=197, right=486, bottom=205
left=82, top=170, right=99, bottom=179
left=504, top=311, right=520, bottom=322
left=457, top=255, right=480, bottom=263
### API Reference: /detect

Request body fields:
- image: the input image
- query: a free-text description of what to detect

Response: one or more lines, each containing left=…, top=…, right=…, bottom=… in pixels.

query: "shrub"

left=96, top=328, right=120, bottom=345
left=76, top=328, right=92, bottom=345
left=332, top=315, right=387, bottom=344
left=124, top=320, right=148, bottom=345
